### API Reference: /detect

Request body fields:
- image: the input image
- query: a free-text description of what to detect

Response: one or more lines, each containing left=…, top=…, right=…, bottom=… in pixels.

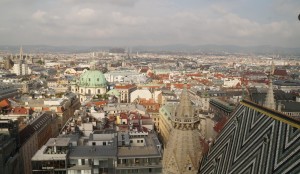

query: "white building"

left=130, top=89, right=152, bottom=103
left=104, top=70, right=149, bottom=84
left=12, top=46, right=31, bottom=76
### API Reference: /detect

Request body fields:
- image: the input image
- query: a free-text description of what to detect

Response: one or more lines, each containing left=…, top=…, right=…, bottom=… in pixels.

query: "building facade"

left=114, top=84, right=137, bottom=103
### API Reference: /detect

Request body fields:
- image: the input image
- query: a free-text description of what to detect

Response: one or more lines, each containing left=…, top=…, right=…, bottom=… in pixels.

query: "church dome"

left=78, top=70, right=107, bottom=87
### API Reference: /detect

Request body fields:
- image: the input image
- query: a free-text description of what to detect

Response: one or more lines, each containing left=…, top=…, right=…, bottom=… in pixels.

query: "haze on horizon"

left=0, top=0, right=299, bottom=48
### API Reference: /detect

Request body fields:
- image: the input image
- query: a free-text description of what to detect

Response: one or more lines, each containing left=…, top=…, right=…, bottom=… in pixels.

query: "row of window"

left=129, top=139, right=144, bottom=143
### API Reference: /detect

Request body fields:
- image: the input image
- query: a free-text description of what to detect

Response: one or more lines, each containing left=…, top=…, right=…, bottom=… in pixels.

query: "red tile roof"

left=115, top=84, right=136, bottom=89
left=273, top=69, right=288, bottom=76
left=139, top=67, right=149, bottom=73
left=156, top=74, right=169, bottom=80
left=86, top=101, right=108, bottom=107
left=186, top=73, right=202, bottom=77
left=214, top=73, right=225, bottom=78
left=0, top=99, right=10, bottom=108
left=119, top=112, right=128, bottom=119
left=172, top=83, right=192, bottom=89
left=11, top=107, right=32, bottom=115
left=213, top=116, right=228, bottom=133
left=42, top=107, right=50, bottom=111
left=200, top=137, right=210, bottom=154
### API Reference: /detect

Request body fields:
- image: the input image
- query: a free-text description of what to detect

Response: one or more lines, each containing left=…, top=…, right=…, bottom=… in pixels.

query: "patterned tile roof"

left=199, top=99, right=300, bottom=174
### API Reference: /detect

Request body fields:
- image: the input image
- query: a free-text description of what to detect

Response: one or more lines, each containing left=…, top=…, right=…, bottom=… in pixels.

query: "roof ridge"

left=241, top=99, right=300, bottom=129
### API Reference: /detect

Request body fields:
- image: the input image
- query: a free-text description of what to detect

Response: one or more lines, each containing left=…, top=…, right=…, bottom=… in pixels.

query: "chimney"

left=54, top=140, right=57, bottom=153
left=277, top=101, right=281, bottom=112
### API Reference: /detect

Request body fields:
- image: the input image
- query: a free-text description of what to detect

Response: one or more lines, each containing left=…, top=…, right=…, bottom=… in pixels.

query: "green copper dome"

left=78, top=70, right=107, bottom=87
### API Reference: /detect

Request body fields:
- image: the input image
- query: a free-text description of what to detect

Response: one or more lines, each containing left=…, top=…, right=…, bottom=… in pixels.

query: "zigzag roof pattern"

left=199, top=99, right=300, bottom=174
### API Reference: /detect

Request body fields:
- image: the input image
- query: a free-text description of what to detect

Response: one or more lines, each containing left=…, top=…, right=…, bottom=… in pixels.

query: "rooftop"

left=69, top=137, right=118, bottom=158
left=241, top=100, right=300, bottom=129
left=118, top=133, right=161, bottom=158
left=46, top=138, right=71, bottom=147
left=31, top=145, right=68, bottom=161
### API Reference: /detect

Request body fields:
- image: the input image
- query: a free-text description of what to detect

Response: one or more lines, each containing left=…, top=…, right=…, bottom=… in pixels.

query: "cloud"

left=0, top=0, right=299, bottom=47
left=63, top=8, right=98, bottom=25
left=32, top=10, right=47, bottom=22
left=77, top=8, right=96, bottom=19
left=112, top=12, right=146, bottom=26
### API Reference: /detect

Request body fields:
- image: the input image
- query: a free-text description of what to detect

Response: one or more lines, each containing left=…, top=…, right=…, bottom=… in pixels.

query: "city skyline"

left=0, top=0, right=299, bottom=47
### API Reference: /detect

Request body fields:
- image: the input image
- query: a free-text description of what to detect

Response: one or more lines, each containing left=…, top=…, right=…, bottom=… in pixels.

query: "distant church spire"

left=19, top=45, right=23, bottom=61
left=271, top=60, right=275, bottom=75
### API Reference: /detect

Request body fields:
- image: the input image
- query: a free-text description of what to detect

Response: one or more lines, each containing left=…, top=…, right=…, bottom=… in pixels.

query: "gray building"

left=0, top=83, right=19, bottom=101
left=0, top=119, right=20, bottom=174
left=31, top=130, right=162, bottom=174
left=31, top=138, right=70, bottom=174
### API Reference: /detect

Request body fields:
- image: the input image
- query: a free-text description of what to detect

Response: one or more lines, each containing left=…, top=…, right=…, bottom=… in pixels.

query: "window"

left=92, top=142, right=96, bottom=146
left=141, top=140, right=143, bottom=143
left=130, top=140, right=133, bottom=143
left=89, top=78, right=91, bottom=81
left=137, top=140, right=140, bottom=143
left=103, top=142, right=106, bottom=146
left=97, top=78, right=99, bottom=81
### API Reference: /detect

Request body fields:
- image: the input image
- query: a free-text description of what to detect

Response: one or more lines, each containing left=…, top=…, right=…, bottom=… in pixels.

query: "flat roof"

left=69, top=145, right=117, bottom=158
left=46, top=138, right=71, bottom=147
left=118, top=133, right=161, bottom=158
left=32, top=146, right=67, bottom=161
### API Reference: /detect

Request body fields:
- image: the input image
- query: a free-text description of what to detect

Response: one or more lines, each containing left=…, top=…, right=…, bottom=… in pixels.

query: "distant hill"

left=0, top=44, right=299, bottom=55
left=133, top=44, right=300, bottom=55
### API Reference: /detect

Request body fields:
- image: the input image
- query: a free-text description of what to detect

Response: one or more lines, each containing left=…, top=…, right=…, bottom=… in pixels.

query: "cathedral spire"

left=271, top=60, right=275, bottom=75
left=175, top=84, right=193, bottom=119
left=264, top=78, right=276, bottom=110
left=163, top=83, right=203, bottom=174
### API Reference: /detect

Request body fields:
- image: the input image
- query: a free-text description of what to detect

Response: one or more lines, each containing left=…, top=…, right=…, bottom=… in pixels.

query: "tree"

left=36, top=60, right=44, bottom=65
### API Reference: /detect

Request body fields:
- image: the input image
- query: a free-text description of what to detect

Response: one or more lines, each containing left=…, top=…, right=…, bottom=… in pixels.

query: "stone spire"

left=264, top=62, right=276, bottom=110
left=264, top=77, right=276, bottom=110
left=271, top=61, right=275, bottom=75
left=175, top=85, right=194, bottom=119
left=163, top=84, right=202, bottom=174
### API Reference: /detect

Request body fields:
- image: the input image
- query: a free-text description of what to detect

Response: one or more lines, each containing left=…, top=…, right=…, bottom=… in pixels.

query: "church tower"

left=163, top=85, right=203, bottom=174
left=264, top=78, right=276, bottom=110
left=264, top=62, right=276, bottom=110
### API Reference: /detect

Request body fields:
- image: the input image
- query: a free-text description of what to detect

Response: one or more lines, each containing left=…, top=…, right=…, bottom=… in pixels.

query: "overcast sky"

left=0, top=0, right=299, bottom=47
